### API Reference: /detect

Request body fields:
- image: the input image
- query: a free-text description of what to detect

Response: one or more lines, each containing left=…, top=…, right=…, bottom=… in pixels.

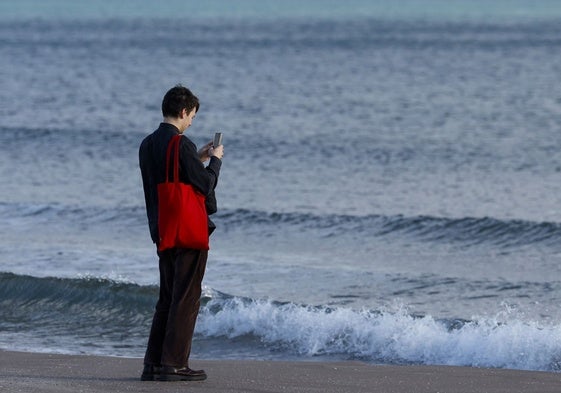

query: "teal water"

left=2, top=0, right=561, bottom=21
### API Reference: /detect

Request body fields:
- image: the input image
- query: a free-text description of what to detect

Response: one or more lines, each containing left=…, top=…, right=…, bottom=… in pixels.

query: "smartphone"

left=213, top=132, right=223, bottom=147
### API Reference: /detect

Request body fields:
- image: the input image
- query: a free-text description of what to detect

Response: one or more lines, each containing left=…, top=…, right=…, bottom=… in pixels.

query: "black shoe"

left=140, top=364, right=161, bottom=381
left=159, top=366, right=207, bottom=381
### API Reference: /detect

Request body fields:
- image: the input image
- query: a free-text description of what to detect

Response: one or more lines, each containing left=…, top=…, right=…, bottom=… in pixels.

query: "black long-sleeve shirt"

left=139, top=123, right=222, bottom=244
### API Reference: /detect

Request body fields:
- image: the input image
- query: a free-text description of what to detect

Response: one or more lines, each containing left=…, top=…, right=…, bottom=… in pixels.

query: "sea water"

left=2, top=0, right=561, bottom=371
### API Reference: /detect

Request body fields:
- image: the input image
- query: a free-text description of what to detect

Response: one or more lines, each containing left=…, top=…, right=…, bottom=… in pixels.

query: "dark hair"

left=161, top=84, right=200, bottom=118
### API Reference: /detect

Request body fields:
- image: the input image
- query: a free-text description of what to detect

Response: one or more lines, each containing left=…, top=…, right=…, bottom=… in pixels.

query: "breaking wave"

left=1, top=272, right=560, bottom=371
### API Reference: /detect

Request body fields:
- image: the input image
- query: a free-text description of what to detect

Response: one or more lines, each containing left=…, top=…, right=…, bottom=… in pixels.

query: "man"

left=138, top=85, right=223, bottom=382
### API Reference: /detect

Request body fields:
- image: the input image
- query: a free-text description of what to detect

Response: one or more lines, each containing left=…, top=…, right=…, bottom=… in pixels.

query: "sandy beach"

left=0, top=350, right=559, bottom=393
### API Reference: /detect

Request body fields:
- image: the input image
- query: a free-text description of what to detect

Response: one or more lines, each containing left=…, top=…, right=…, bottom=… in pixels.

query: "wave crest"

left=3, top=200, right=561, bottom=250
left=199, top=292, right=561, bottom=371
left=219, top=208, right=561, bottom=249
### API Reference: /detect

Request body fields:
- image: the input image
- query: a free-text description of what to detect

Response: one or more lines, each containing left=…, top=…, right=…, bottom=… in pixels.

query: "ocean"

left=2, top=0, right=561, bottom=372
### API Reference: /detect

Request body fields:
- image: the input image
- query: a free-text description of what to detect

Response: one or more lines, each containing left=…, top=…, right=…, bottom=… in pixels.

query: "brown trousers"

left=143, top=248, right=207, bottom=368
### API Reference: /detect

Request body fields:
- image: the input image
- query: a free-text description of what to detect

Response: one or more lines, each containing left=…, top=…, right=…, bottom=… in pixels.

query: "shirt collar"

left=158, top=122, right=181, bottom=135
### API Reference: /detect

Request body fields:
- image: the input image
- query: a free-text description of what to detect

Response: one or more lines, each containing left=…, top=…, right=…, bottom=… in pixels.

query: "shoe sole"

left=158, top=374, right=207, bottom=382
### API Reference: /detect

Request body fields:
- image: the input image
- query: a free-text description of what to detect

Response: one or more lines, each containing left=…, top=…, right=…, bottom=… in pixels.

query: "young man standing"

left=138, top=85, right=223, bottom=381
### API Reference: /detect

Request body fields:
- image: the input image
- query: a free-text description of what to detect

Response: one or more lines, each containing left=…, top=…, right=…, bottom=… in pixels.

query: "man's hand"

left=210, top=144, right=224, bottom=160
left=198, top=141, right=213, bottom=162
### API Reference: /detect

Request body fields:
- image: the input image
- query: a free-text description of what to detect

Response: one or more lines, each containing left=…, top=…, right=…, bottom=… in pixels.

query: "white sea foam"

left=76, top=272, right=138, bottom=285
left=198, top=296, right=561, bottom=371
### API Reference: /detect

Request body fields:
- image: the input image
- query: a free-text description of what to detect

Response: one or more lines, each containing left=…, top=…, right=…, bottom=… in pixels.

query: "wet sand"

left=1, top=350, right=560, bottom=393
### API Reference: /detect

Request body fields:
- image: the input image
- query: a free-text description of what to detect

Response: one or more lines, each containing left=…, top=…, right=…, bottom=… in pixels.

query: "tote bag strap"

left=164, top=135, right=181, bottom=183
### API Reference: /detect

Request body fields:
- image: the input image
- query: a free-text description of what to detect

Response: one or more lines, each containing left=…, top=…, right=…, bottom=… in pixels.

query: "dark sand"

left=1, top=350, right=560, bottom=393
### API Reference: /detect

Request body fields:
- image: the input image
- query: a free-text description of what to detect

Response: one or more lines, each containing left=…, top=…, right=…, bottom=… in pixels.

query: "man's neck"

left=162, top=117, right=184, bottom=134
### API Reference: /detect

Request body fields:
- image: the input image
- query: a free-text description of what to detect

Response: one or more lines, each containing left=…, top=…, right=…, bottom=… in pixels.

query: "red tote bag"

left=157, top=135, right=209, bottom=251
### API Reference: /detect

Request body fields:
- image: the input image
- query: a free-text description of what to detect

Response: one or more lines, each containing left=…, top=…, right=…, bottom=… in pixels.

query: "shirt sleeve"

left=178, top=136, right=222, bottom=197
